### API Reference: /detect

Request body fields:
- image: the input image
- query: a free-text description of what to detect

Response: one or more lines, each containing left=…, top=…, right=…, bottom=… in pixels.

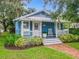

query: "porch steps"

left=43, top=38, right=62, bottom=45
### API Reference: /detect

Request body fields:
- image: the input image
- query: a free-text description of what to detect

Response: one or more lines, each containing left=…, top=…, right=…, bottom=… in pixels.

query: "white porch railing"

left=57, top=29, right=69, bottom=36
left=23, top=31, right=42, bottom=37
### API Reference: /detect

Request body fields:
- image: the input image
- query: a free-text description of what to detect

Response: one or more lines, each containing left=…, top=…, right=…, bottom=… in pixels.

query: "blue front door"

left=42, top=22, right=55, bottom=38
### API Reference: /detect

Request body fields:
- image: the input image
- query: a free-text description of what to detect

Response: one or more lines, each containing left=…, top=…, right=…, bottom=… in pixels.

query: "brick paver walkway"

left=47, top=44, right=79, bottom=59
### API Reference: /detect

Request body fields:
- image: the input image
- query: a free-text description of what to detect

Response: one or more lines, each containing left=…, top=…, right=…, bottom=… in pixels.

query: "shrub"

left=30, top=37, right=43, bottom=46
left=59, top=34, right=79, bottom=43
left=69, top=28, right=79, bottom=35
left=5, top=34, right=43, bottom=48
left=15, top=38, right=29, bottom=48
left=5, top=34, right=21, bottom=46
left=15, top=37, right=43, bottom=48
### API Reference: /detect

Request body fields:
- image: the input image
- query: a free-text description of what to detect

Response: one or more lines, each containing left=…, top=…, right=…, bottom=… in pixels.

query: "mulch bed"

left=5, top=44, right=43, bottom=50
left=5, top=45, right=26, bottom=50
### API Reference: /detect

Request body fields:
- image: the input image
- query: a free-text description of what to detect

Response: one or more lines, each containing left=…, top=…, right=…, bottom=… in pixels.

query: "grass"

left=0, top=36, right=74, bottom=59
left=67, top=42, right=79, bottom=50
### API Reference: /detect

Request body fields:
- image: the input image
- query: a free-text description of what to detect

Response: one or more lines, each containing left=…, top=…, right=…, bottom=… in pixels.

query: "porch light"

left=56, top=16, right=61, bottom=23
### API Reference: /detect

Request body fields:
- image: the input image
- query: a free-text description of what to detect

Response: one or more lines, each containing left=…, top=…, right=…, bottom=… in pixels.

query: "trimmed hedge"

left=59, top=34, right=79, bottom=43
left=29, top=37, right=43, bottom=46
left=15, top=38, right=29, bottom=48
left=69, top=28, right=79, bottom=35
left=15, top=37, right=43, bottom=48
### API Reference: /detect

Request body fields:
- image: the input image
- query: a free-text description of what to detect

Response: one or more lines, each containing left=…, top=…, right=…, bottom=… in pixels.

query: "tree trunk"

left=2, top=19, right=8, bottom=32
left=4, top=25, right=7, bottom=32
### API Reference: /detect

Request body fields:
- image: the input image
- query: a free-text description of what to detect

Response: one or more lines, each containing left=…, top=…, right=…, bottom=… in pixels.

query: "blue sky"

left=27, top=0, right=44, bottom=10
left=23, top=0, right=53, bottom=10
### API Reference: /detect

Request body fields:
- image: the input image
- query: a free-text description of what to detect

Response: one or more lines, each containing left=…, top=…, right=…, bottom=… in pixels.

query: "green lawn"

left=0, top=37, right=74, bottom=59
left=67, top=42, right=79, bottom=50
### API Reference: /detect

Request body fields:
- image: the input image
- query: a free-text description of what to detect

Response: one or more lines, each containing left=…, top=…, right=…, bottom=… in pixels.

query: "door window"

left=34, top=23, right=39, bottom=30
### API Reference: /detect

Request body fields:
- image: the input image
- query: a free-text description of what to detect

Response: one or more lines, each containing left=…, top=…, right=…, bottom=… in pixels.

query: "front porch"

left=21, top=21, right=56, bottom=38
left=20, top=21, right=69, bottom=38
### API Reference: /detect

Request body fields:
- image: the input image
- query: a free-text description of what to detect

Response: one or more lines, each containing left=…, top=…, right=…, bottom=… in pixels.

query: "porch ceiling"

left=20, top=16, right=53, bottom=22
left=20, top=17, right=69, bottom=22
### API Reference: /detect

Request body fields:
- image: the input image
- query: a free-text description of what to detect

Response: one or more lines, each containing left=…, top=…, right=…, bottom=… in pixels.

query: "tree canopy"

left=0, top=0, right=31, bottom=32
left=43, top=0, right=79, bottom=22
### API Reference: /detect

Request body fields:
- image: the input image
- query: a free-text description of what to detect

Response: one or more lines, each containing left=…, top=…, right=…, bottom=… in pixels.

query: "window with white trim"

left=23, top=22, right=29, bottom=29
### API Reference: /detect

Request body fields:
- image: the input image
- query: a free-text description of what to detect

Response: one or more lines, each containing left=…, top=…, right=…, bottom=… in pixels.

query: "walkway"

left=47, top=44, right=79, bottom=59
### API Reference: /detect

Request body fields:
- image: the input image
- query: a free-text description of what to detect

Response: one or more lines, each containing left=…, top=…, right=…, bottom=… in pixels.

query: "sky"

left=27, top=0, right=44, bottom=10
left=23, top=0, right=53, bottom=11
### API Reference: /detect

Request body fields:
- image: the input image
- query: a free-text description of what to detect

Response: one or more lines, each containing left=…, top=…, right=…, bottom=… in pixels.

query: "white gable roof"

left=13, top=10, right=53, bottom=22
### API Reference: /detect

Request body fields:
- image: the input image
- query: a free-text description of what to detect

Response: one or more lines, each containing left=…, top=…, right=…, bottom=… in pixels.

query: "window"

left=34, top=23, right=39, bottom=30
left=23, top=22, right=29, bottom=29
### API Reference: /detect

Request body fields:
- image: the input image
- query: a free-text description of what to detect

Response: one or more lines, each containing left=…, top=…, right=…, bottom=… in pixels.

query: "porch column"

left=55, top=22, right=58, bottom=37
left=21, top=21, right=23, bottom=36
left=40, top=22, right=42, bottom=38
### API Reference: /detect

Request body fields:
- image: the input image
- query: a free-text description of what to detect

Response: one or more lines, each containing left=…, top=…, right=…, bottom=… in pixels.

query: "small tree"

left=0, top=0, right=31, bottom=32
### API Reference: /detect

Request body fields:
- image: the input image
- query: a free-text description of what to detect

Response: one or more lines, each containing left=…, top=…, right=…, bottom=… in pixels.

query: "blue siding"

left=42, top=22, right=55, bottom=37
left=15, top=21, right=21, bottom=35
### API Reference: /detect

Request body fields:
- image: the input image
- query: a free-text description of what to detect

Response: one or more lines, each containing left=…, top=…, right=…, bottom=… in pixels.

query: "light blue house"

left=14, top=10, right=69, bottom=38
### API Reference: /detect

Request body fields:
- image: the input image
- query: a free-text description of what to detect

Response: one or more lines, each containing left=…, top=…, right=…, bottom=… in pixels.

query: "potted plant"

left=43, top=33, right=47, bottom=38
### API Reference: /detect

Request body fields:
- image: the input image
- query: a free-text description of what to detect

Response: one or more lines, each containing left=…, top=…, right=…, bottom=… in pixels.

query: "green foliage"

left=63, top=22, right=70, bottom=29
left=0, top=0, right=31, bottom=32
left=59, top=34, right=79, bottom=43
left=43, top=0, right=79, bottom=22
left=15, top=38, right=29, bottom=48
left=69, top=28, right=79, bottom=35
left=3, top=33, right=43, bottom=48
left=15, top=37, right=43, bottom=48
left=30, top=37, right=43, bottom=46
left=5, top=34, right=21, bottom=46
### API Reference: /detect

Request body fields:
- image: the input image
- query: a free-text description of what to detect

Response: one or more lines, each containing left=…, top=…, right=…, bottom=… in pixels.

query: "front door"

left=33, top=22, right=41, bottom=37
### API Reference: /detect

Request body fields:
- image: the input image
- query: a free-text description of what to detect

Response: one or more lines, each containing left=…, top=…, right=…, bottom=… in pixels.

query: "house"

left=13, top=10, right=69, bottom=38
left=14, top=11, right=68, bottom=38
